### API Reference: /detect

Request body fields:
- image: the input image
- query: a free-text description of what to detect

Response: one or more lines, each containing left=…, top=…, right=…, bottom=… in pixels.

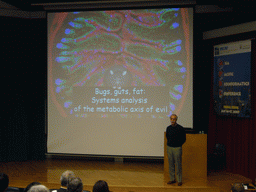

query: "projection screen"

left=47, top=7, right=193, bottom=157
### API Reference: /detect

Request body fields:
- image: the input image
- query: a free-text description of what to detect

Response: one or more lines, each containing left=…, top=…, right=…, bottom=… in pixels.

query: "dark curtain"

left=1, top=17, right=46, bottom=162
left=7, top=96, right=29, bottom=161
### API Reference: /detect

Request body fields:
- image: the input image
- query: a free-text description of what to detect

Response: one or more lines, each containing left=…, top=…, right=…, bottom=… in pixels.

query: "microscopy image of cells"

left=48, top=8, right=191, bottom=117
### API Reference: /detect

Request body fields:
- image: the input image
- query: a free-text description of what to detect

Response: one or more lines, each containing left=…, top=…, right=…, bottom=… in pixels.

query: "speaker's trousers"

left=167, top=146, right=182, bottom=182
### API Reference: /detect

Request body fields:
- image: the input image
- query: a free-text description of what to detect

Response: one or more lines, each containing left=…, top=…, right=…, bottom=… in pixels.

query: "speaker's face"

left=170, top=115, right=177, bottom=126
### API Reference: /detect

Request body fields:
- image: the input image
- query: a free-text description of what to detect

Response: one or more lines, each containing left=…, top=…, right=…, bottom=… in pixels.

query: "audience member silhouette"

left=24, top=182, right=41, bottom=192
left=0, top=173, right=9, bottom=192
left=231, top=183, right=245, bottom=192
left=92, top=180, right=109, bottom=192
left=67, top=177, right=83, bottom=192
left=28, top=185, right=49, bottom=192
left=51, top=170, right=75, bottom=192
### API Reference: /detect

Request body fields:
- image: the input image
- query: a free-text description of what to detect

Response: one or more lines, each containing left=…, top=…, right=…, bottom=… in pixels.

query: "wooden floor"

left=0, top=159, right=252, bottom=192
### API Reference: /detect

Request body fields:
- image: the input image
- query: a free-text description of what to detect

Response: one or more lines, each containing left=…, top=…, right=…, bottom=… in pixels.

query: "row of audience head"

left=0, top=171, right=109, bottom=192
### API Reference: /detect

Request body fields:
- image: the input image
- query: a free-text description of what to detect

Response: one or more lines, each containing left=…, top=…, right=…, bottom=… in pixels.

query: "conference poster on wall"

left=213, top=40, right=251, bottom=117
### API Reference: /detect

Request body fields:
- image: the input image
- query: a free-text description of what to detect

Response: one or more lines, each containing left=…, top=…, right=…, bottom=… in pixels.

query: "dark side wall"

left=1, top=16, right=46, bottom=161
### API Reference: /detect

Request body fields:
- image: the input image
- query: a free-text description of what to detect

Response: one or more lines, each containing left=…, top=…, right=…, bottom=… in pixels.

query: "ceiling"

left=1, top=0, right=256, bottom=32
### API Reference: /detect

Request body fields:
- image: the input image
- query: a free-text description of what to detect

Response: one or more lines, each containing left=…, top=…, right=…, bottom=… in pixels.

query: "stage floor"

left=0, top=159, right=252, bottom=192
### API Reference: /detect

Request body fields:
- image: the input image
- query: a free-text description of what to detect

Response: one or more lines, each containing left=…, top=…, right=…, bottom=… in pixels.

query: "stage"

left=0, top=159, right=252, bottom=192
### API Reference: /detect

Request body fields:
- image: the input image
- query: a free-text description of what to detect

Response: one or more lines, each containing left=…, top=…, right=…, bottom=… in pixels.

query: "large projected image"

left=48, top=8, right=193, bottom=157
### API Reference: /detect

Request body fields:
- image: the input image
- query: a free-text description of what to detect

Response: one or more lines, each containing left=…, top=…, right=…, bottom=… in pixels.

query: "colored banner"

left=213, top=40, right=251, bottom=117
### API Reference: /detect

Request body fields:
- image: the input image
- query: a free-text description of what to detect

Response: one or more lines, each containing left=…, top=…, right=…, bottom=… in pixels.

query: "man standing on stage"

left=166, top=114, right=186, bottom=186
